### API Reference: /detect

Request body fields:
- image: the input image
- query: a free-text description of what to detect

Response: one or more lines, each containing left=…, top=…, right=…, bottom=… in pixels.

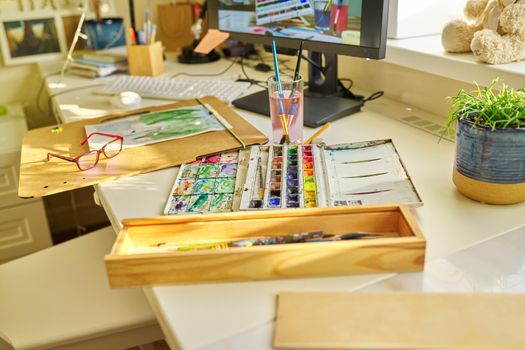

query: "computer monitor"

left=208, top=0, right=389, bottom=127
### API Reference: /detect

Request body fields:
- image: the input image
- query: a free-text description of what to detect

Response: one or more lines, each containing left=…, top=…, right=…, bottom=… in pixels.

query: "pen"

left=305, top=122, right=331, bottom=144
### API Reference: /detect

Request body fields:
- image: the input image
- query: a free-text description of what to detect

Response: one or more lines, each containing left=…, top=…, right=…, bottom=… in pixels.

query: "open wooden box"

left=105, top=205, right=426, bottom=288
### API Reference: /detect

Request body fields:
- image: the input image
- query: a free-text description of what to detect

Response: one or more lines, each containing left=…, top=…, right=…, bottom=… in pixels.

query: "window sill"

left=385, top=35, right=525, bottom=87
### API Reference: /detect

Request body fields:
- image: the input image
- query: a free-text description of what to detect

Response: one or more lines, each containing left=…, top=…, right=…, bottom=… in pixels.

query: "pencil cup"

left=268, top=75, right=303, bottom=144
left=127, top=41, right=164, bottom=76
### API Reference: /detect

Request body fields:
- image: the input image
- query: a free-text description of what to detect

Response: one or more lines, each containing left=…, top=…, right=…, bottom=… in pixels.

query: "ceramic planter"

left=453, top=119, right=525, bottom=204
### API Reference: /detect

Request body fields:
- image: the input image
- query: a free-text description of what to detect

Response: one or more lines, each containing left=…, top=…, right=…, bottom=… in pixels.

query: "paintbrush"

left=280, top=41, right=303, bottom=144
left=257, top=155, right=264, bottom=199
left=170, top=231, right=381, bottom=251
left=272, top=40, right=290, bottom=144
left=196, top=99, right=246, bottom=149
left=324, top=0, right=333, bottom=13
left=289, top=40, right=303, bottom=99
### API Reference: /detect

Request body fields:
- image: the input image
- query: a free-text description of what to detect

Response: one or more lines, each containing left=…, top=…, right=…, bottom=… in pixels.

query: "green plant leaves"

left=444, top=79, right=525, bottom=136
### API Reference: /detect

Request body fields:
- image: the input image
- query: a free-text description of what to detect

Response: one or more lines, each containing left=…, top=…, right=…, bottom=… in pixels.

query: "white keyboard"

left=95, top=76, right=251, bottom=103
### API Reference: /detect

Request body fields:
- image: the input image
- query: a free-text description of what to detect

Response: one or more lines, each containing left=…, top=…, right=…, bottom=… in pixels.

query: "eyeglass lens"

left=77, top=150, right=100, bottom=170
left=103, top=138, right=123, bottom=158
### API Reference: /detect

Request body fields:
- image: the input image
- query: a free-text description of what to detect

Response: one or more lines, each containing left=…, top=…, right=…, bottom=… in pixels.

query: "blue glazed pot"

left=453, top=119, right=525, bottom=204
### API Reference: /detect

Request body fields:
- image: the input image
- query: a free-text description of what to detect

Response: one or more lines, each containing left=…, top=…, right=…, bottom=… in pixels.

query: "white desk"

left=41, top=58, right=525, bottom=349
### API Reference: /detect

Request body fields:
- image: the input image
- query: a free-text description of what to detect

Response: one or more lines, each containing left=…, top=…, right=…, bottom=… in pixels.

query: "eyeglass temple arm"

left=47, top=153, right=76, bottom=162
left=81, top=132, right=123, bottom=145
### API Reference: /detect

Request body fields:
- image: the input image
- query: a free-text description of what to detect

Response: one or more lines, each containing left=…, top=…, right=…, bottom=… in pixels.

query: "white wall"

left=339, top=56, right=474, bottom=120
left=0, top=0, right=120, bottom=128
left=0, top=64, right=45, bottom=127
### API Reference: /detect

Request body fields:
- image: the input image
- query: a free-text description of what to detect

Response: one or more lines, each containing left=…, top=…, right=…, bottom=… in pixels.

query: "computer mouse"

left=110, top=91, right=141, bottom=109
left=255, top=63, right=272, bottom=72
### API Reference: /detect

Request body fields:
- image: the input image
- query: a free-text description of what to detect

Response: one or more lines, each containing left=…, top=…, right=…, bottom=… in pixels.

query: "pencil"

left=305, top=122, right=330, bottom=144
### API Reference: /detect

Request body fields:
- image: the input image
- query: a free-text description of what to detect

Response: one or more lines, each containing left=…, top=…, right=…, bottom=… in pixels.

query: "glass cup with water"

left=313, top=0, right=332, bottom=33
left=267, top=75, right=303, bottom=144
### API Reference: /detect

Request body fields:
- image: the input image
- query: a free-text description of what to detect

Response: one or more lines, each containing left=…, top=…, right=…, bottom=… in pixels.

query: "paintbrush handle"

left=175, top=231, right=328, bottom=251
left=271, top=40, right=284, bottom=98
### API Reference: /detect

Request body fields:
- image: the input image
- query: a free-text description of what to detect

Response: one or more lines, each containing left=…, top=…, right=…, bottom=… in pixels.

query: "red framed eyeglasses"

left=47, top=132, right=124, bottom=171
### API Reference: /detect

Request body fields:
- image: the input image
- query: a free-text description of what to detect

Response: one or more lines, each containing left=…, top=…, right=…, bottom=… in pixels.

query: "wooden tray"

left=18, top=97, right=268, bottom=198
left=105, top=205, right=426, bottom=287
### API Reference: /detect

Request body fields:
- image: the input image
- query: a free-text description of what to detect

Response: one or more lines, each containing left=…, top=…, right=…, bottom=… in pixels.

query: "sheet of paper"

left=84, top=105, right=224, bottom=150
left=194, top=29, right=230, bottom=54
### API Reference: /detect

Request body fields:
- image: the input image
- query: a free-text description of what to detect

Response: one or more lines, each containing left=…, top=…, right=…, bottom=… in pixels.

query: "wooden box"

left=105, top=205, right=426, bottom=288
left=127, top=41, right=164, bottom=76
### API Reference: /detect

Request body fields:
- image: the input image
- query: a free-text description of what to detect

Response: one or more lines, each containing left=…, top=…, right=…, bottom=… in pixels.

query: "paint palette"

left=240, top=144, right=313, bottom=210
left=164, top=139, right=423, bottom=215
left=321, top=141, right=422, bottom=207
left=239, top=140, right=422, bottom=210
left=164, top=151, right=243, bottom=214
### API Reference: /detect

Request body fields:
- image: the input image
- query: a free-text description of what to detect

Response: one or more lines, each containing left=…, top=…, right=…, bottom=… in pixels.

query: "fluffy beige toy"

left=442, top=0, right=525, bottom=64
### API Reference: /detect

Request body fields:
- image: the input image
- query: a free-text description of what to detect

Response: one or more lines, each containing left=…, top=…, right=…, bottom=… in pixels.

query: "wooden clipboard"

left=19, top=97, right=268, bottom=198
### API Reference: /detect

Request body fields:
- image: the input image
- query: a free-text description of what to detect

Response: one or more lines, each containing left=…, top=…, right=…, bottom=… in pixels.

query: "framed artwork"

left=0, top=13, right=66, bottom=65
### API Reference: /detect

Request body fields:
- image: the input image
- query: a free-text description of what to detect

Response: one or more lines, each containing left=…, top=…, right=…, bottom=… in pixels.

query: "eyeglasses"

left=47, top=132, right=123, bottom=171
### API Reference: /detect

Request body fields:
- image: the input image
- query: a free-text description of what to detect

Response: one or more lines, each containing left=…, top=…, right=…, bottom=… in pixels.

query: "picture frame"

left=0, top=13, right=67, bottom=65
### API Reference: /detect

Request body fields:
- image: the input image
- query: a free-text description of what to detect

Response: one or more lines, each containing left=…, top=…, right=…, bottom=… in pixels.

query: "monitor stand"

left=232, top=52, right=363, bottom=128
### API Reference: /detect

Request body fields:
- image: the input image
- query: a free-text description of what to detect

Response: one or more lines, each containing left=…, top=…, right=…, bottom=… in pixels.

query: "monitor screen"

left=208, top=0, right=388, bottom=58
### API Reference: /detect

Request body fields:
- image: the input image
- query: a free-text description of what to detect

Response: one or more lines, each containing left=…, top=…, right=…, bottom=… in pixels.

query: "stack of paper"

left=68, top=49, right=127, bottom=78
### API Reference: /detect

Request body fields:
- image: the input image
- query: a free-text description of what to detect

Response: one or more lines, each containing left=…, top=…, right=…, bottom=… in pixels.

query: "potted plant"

left=445, top=79, right=525, bottom=204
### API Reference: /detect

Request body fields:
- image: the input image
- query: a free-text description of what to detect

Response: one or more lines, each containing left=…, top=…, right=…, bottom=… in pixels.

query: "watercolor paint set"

left=238, top=144, right=318, bottom=210
left=163, top=151, right=246, bottom=214
left=239, top=140, right=422, bottom=210
left=164, top=139, right=422, bottom=215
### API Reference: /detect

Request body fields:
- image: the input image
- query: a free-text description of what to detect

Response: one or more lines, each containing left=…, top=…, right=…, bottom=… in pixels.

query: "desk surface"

left=41, top=57, right=525, bottom=350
